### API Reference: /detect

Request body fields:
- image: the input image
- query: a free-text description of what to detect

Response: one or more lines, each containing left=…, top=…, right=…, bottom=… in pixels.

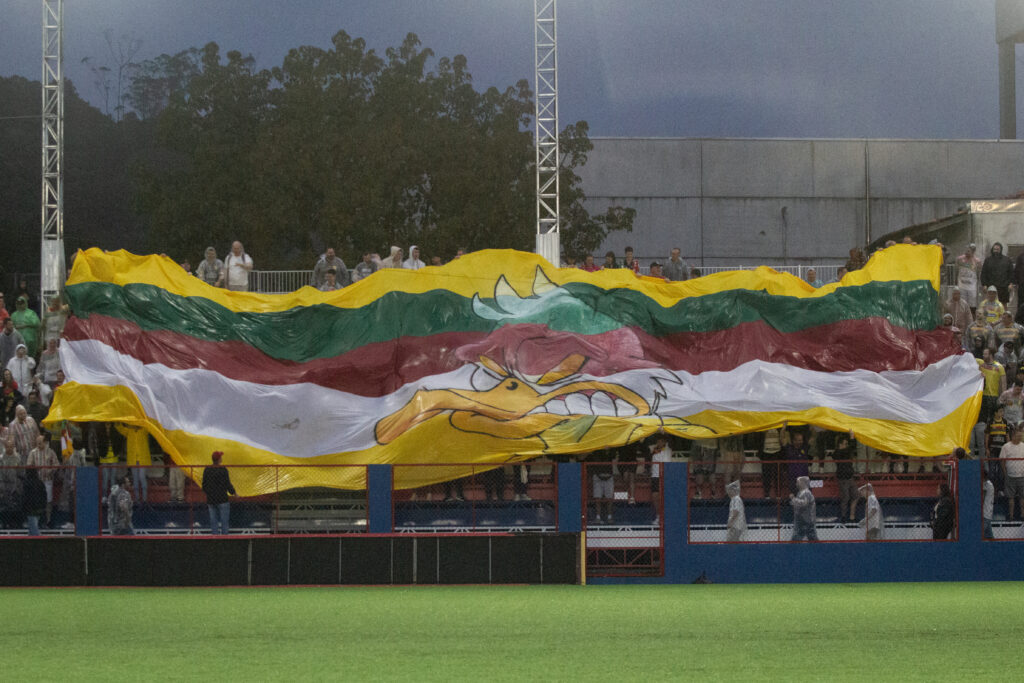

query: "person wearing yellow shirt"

left=979, top=286, right=1006, bottom=326
left=978, top=347, right=1007, bottom=423
left=115, top=423, right=151, bottom=503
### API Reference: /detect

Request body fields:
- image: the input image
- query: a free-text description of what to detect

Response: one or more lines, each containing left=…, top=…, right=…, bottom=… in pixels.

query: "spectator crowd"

left=0, top=237, right=1008, bottom=541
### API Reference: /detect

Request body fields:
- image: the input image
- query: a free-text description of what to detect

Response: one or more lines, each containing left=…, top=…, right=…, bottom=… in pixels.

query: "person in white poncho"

left=859, top=483, right=884, bottom=540
left=403, top=245, right=426, bottom=270
left=725, top=479, right=746, bottom=542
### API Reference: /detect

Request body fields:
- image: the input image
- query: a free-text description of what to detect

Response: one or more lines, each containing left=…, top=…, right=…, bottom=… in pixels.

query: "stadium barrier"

left=244, top=262, right=851, bottom=294
left=0, top=465, right=79, bottom=535
left=6, top=460, right=1024, bottom=585
left=392, top=463, right=558, bottom=533
left=980, top=457, right=1024, bottom=541
left=0, top=535, right=580, bottom=586
left=87, top=464, right=369, bottom=536
left=248, top=269, right=312, bottom=293
left=581, top=461, right=664, bottom=577
left=8, top=261, right=958, bottom=299
left=687, top=459, right=958, bottom=544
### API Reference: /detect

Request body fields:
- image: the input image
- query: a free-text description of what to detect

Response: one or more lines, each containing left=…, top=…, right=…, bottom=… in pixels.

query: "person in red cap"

left=201, top=451, right=236, bottom=534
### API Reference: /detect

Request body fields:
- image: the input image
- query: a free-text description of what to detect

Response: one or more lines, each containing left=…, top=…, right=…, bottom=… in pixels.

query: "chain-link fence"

left=981, top=457, right=1024, bottom=541
left=688, top=458, right=958, bottom=543
left=392, top=463, right=557, bottom=532
left=0, top=465, right=78, bottom=535
left=96, top=464, right=368, bottom=535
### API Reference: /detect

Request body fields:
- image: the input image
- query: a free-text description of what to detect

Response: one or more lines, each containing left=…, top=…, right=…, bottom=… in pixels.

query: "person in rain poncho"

left=403, top=245, right=426, bottom=270
left=789, top=475, right=818, bottom=541
left=983, top=475, right=995, bottom=540
left=381, top=246, right=404, bottom=269
left=725, top=479, right=746, bottom=543
left=859, top=483, right=884, bottom=540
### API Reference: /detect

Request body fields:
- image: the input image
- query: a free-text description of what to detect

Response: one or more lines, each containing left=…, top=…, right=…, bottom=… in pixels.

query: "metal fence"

left=243, top=263, right=851, bottom=294
left=687, top=458, right=958, bottom=544
left=392, top=463, right=557, bottom=533
left=248, top=270, right=313, bottom=294
left=581, top=461, right=664, bottom=577
left=93, top=464, right=368, bottom=536
left=981, top=457, right=1024, bottom=541
left=0, top=465, right=79, bottom=535
left=12, top=261, right=966, bottom=298
left=694, top=264, right=841, bottom=283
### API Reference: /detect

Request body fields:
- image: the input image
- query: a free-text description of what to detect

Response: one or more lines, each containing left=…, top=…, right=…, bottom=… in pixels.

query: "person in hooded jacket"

left=725, top=480, right=746, bottom=542
left=981, top=241, right=1014, bottom=305
left=381, top=246, right=404, bottom=269
left=402, top=245, right=426, bottom=270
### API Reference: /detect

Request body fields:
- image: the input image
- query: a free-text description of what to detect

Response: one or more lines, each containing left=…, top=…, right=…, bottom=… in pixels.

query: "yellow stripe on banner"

left=66, top=244, right=941, bottom=314
left=46, top=380, right=978, bottom=496
left=657, top=394, right=981, bottom=459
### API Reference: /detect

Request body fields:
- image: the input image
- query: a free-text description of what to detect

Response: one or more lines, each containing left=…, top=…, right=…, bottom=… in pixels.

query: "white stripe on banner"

left=61, top=339, right=982, bottom=458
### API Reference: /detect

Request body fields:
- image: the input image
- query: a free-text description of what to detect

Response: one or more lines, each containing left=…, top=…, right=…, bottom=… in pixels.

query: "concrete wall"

left=580, top=138, right=1024, bottom=265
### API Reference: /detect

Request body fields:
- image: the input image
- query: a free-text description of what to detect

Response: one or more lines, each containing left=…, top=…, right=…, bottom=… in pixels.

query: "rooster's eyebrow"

left=478, top=355, right=507, bottom=378
left=537, top=354, right=586, bottom=385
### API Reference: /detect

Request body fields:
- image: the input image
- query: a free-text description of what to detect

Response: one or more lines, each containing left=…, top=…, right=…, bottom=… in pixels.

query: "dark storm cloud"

left=0, top=0, right=1009, bottom=138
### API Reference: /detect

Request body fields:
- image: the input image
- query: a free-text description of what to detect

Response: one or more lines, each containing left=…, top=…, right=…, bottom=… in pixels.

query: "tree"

left=134, top=32, right=633, bottom=267
left=0, top=75, right=147, bottom=285
left=126, top=48, right=201, bottom=120
left=136, top=44, right=272, bottom=261
left=82, top=31, right=143, bottom=122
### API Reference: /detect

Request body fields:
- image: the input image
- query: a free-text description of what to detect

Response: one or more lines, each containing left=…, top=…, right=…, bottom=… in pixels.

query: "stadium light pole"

left=41, top=0, right=66, bottom=310
left=534, top=0, right=560, bottom=266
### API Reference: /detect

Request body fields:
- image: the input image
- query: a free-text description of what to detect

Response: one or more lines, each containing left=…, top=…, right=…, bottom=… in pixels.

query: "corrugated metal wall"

left=581, top=138, right=1024, bottom=265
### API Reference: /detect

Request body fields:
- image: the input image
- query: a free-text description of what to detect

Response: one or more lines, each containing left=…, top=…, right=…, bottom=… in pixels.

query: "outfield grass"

left=3, top=582, right=1018, bottom=681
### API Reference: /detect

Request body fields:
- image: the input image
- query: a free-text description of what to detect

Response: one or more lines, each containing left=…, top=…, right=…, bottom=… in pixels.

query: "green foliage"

left=136, top=32, right=632, bottom=267
left=0, top=75, right=148, bottom=283
left=0, top=31, right=633, bottom=279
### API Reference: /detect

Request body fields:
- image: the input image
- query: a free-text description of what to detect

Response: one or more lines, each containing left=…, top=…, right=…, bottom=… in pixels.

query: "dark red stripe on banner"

left=63, top=315, right=964, bottom=397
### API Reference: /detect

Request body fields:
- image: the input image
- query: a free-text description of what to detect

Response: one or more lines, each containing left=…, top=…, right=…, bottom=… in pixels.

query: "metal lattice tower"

left=534, top=0, right=560, bottom=265
left=41, top=0, right=66, bottom=306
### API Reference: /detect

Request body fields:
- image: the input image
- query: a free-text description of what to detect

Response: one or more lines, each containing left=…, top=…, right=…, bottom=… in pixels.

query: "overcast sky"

left=0, top=0, right=1014, bottom=138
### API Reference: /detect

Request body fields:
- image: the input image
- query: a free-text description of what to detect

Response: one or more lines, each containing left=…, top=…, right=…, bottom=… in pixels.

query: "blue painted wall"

left=366, top=465, right=393, bottom=534
left=71, top=460, right=1021, bottom=583
left=557, top=462, right=582, bottom=533
left=74, top=467, right=99, bottom=536
left=588, top=460, right=1024, bottom=584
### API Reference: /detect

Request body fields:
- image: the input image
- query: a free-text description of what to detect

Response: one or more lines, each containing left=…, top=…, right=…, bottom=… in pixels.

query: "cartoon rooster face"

left=374, top=268, right=678, bottom=448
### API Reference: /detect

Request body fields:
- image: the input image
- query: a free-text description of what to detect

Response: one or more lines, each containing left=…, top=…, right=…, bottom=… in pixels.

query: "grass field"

left=4, top=582, right=1018, bottom=681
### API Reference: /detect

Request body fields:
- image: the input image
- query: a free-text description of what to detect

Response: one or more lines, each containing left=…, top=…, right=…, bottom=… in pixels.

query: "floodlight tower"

left=41, top=0, right=66, bottom=307
left=534, top=0, right=560, bottom=265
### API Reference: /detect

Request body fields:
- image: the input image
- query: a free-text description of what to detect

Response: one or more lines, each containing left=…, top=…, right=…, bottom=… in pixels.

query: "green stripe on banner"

left=65, top=279, right=941, bottom=364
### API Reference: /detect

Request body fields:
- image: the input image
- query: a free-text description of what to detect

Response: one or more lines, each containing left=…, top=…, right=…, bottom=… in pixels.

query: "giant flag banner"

left=45, top=245, right=981, bottom=494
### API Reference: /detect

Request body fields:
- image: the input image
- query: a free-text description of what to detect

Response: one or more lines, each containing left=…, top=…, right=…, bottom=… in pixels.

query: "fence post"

left=557, top=462, right=581, bottom=532
left=958, top=459, right=981, bottom=547
left=662, top=461, right=687, bottom=581
left=366, top=464, right=392, bottom=534
left=75, top=466, right=100, bottom=536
